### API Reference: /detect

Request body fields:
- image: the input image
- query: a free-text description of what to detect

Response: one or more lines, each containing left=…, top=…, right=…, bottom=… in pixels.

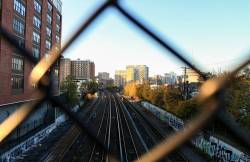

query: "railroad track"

left=88, top=94, right=109, bottom=162
left=86, top=92, right=148, bottom=162
left=116, top=94, right=189, bottom=162
left=44, top=92, right=199, bottom=162
left=112, top=94, right=146, bottom=161
left=42, top=93, right=105, bottom=162
left=42, top=125, right=81, bottom=162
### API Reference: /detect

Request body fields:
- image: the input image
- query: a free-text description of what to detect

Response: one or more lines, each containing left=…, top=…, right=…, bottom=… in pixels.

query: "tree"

left=124, top=82, right=137, bottom=99
left=63, top=75, right=78, bottom=105
left=87, top=81, right=99, bottom=94
left=242, top=67, right=250, bottom=79
left=225, top=76, right=250, bottom=129
left=163, top=88, right=182, bottom=111
left=141, top=83, right=151, bottom=101
left=176, top=99, right=198, bottom=119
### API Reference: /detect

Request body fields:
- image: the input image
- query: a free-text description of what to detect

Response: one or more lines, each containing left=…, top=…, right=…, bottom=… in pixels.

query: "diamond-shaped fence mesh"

left=0, top=0, right=250, bottom=161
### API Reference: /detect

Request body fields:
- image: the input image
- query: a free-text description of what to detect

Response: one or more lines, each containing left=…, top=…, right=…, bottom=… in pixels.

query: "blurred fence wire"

left=0, top=0, right=250, bottom=161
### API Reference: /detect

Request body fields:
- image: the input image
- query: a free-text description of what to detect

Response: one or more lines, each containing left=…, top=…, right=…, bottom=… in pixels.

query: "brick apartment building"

left=0, top=0, right=62, bottom=149
left=0, top=0, right=62, bottom=104
left=60, top=58, right=95, bottom=83
left=71, top=59, right=95, bottom=81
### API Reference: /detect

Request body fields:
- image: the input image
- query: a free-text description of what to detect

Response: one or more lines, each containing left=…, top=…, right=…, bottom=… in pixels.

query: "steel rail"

left=112, top=95, right=129, bottom=162
left=43, top=95, right=105, bottom=162
left=100, top=94, right=113, bottom=161
left=121, top=97, right=188, bottom=162
left=88, top=101, right=108, bottom=162
left=114, top=94, right=143, bottom=161
left=116, top=95, right=149, bottom=153
left=43, top=126, right=80, bottom=162
left=112, top=95, right=124, bottom=162
left=104, top=93, right=113, bottom=162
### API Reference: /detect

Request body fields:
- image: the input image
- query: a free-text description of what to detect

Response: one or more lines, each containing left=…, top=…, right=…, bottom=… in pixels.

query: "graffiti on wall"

left=1, top=123, right=56, bottom=162
left=141, top=101, right=250, bottom=162
left=192, top=134, right=249, bottom=162
left=141, top=102, right=184, bottom=131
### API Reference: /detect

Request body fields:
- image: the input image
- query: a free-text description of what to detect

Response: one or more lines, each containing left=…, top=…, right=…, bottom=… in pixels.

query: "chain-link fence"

left=0, top=0, right=250, bottom=161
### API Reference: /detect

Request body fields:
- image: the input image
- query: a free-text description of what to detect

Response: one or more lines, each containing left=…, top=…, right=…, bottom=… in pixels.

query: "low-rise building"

left=186, top=69, right=199, bottom=83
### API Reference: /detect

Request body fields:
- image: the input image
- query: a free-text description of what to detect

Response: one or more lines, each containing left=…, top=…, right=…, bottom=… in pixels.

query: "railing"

left=0, top=0, right=250, bottom=161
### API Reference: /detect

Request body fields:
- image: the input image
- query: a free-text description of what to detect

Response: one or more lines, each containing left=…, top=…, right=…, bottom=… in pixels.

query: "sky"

left=61, top=0, right=250, bottom=77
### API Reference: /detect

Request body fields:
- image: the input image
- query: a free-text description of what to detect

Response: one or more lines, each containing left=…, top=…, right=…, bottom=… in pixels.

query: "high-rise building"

left=90, top=61, right=95, bottom=80
left=115, top=70, right=126, bottom=87
left=126, top=66, right=135, bottom=83
left=0, top=0, right=62, bottom=105
left=59, top=58, right=71, bottom=83
left=150, top=75, right=164, bottom=85
left=71, top=59, right=95, bottom=81
left=126, top=65, right=149, bottom=84
left=164, top=72, right=177, bottom=85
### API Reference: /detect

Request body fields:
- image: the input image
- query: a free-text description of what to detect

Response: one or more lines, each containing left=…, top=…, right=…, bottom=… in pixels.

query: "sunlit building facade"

left=126, top=65, right=149, bottom=84
left=186, top=69, right=199, bottom=83
left=115, top=70, right=126, bottom=87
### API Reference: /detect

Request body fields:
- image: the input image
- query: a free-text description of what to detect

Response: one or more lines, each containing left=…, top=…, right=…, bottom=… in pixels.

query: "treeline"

left=225, top=75, right=250, bottom=129
left=123, top=68, right=250, bottom=130
left=124, top=82, right=199, bottom=119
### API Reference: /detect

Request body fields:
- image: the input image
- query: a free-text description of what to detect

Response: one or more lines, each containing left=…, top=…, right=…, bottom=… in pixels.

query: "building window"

left=11, top=55, right=24, bottom=93
left=11, top=75, right=24, bottom=91
left=13, top=18, right=25, bottom=35
left=17, top=38, right=25, bottom=49
left=12, top=55, right=23, bottom=72
left=14, top=0, right=25, bottom=16
left=47, top=14, right=52, bottom=24
left=56, top=24, right=60, bottom=33
left=32, top=31, right=40, bottom=44
left=34, top=0, right=41, bottom=13
left=56, top=13, right=61, bottom=23
left=48, top=1, right=52, bottom=12
left=46, top=27, right=52, bottom=37
left=56, top=35, right=60, bottom=43
left=45, top=40, right=51, bottom=49
left=33, top=16, right=41, bottom=29
left=32, top=47, right=40, bottom=58
left=54, top=69, right=59, bottom=77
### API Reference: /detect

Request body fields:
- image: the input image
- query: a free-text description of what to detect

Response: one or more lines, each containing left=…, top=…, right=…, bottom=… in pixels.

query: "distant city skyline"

left=61, top=0, right=250, bottom=77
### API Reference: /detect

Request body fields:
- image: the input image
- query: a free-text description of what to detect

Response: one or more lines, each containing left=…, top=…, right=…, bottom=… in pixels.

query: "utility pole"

left=181, top=67, right=188, bottom=100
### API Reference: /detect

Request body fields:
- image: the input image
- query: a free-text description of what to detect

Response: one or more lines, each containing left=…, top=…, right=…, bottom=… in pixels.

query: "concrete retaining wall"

left=0, top=123, right=56, bottom=162
left=141, top=101, right=250, bottom=162
left=0, top=101, right=54, bottom=142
